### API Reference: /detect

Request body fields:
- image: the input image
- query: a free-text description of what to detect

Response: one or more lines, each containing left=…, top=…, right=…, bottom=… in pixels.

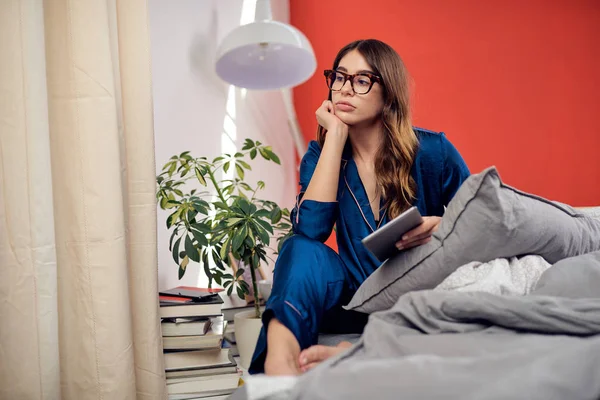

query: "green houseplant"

left=156, top=139, right=292, bottom=319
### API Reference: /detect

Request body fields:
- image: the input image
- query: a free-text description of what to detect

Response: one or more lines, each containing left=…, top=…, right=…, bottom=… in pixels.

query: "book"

left=169, top=392, right=235, bottom=400
left=160, top=286, right=224, bottom=301
left=160, top=295, right=224, bottom=319
left=163, top=318, right=226, bottom=350
left=219, top=292, right=265, bottom=322
left=160, top=295, right=196, bottom=305
left=166, top=373, right=241, bottom=396
left=165, top=364, right=238, bottom=379
left=162, top=317, right=212, bottom=337
left=221, top=339, right=238, bottom=357
left=223, top=322, right=236, bottom=343
left=163, top=333, right=222, bottom=350
left=164, top=348, right=234, bottom=372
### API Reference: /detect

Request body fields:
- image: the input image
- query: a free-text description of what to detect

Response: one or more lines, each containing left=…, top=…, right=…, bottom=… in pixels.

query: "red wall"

left=290, top=0, right=600, bottom=207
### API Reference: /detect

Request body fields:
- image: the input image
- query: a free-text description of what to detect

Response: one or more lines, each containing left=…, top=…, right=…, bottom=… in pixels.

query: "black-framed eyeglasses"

left=324, top=69, right=383, bottom=94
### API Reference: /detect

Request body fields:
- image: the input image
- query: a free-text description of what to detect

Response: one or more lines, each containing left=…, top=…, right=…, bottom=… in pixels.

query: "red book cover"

left=159, top=295, right=194, bottom=304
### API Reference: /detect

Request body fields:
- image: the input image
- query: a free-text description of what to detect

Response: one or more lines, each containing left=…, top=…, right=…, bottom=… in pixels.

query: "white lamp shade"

left=216, top=20, right=317, bottom=90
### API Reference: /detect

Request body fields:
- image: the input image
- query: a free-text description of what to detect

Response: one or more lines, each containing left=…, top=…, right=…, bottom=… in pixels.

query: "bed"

left=228, top=168, right=600, bottom=400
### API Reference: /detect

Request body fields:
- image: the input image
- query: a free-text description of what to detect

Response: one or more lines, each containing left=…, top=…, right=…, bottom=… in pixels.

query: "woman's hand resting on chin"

left=316, top=100, right=348, bottom=144
left=395, top=216, right=442, bottom=250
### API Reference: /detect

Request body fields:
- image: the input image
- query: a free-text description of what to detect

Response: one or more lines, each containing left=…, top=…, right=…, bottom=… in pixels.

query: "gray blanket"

left=283, top=251, right=600, bottom=400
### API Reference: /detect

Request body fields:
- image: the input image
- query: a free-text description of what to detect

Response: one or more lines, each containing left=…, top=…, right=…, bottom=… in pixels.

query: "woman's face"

left=331, top=50, right=385, bottom=127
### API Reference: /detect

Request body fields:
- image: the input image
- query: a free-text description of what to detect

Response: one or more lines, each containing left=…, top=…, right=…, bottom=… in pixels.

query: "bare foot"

left=298, top=341, right=353, bottom=372
left=264, top=318, right=301, bottom=376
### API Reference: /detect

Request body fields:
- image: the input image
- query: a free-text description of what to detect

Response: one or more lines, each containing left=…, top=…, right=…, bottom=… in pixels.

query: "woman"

left=249, top=39, right=470, bottom=375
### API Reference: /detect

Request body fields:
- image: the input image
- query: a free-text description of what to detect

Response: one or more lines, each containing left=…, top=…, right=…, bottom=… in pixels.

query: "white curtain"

left=0, top=1, right=166, bottom=399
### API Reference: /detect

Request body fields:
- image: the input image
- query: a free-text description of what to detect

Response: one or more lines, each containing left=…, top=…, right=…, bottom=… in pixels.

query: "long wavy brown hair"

left=317, top=39, right=419, bottom=219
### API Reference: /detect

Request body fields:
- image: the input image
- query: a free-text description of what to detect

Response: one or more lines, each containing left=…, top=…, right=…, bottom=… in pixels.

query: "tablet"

left=362, top=206, right=423, bottom=262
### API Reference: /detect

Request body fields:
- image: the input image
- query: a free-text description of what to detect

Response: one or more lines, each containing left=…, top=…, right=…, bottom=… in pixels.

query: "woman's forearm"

left=301, top=129, right=347, bottom=204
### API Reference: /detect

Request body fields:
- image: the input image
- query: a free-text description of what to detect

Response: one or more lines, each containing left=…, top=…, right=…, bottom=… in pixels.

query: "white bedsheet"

left=435, top=255, right=551, bottom=295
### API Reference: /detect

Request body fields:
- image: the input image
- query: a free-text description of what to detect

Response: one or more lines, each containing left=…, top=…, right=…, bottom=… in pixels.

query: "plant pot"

left=257, top=279, right=272, bottom=301
left=233, top=309, right=263, bottom=370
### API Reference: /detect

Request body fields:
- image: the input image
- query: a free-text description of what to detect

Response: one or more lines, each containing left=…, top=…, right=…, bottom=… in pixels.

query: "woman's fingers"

left=300, top=362, right=321, bottom=373
left=398, top=236, right=432, bottom=250
left=395, top=216, right=441, bottom=249
left=396, top=226, right=434, bottom=249
left=326, top=100, right=334, bottom=113
left=298, top=345, right=334, bottom=368
left=298, top=342, right=352, bottom=373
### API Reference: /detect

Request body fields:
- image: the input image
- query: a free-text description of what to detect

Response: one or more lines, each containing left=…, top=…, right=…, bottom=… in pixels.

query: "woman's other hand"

left=395, top=216, right=442, bottom=250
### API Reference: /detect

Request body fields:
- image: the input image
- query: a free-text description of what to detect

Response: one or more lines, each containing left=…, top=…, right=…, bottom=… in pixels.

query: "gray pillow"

left=532, top=251, right=600, bottom=299
left=346, top=166, right=600, bottom=314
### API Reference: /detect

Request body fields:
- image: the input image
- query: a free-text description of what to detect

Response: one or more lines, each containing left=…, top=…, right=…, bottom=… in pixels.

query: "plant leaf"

left=246, top=228, right=256, bottom=247
left=254, top=209, right=270, bottom=218
left=270, top=208, right=282, bottom=224
left=250, top=149, right=257, bottom=159
left=232, top=224, right=247, bottom=252
left=159, top=197, right=168, bottom=209
left=237, top=160, right=251, bottom=170
left=254, top=224, right=270, bottom=245
left=226, top=217, right=244, bottom=227
left=178, top=255, right=189, bottom=279
left=194, top=168, right=207, bottom=186
left=238, top=197, right=251, bottom=215
left=266, top=149, right=280, bottom=164
left=191, top=221, right=210, bottom=233
left=223, top=161, right=230, bottom=174
left=172, top=237, right=182, bottom=265
left=258, top=147, right=270, bottom=160
left=239, top=279, right=250, bottom=292
left=236, top=284, right=245, bottom=299
left=252, top=252, right=260, bottom=270
left=220, top=236, right=231, bottom=260
left=185, top=234, right=200, bottom=262
left=255, top=218, right=274, bottom=234
left=203, top=252, right=212, bottom=282
left=242, top=138, right=254, bottom=150
left=240, top=182, right=253, bottom=192
left=214, top=201, right=229, bottom=211
left=235, top=164, right=245, bottom=180
left=248, top=202, right=257, bottom=214
left=169, top=228, right=178, bottom=251
left=191, top=229, right=208, bottom=247
left=235, top=268, right=245, bottom=279
left=187, top=209, right=198, bottom=222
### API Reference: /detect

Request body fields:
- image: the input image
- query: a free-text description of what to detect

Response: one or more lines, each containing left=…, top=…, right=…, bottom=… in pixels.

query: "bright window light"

left=240, top=0, right=257, bottom=25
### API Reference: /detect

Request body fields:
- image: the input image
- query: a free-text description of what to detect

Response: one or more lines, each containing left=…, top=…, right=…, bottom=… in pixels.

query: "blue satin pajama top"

left=290, top=128, right=471, bottom=289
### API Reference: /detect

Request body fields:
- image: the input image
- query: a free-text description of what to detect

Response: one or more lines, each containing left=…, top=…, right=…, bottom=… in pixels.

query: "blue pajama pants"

left=248, top=235, right=368, bottom=374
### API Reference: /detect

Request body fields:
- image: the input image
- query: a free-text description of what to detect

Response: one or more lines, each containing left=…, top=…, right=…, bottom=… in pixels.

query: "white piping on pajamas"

left=344, top=175, right=386, bottom=233
left=284, top=301, right=303, bottom=318
left=294, top=193, right=303, bottom=225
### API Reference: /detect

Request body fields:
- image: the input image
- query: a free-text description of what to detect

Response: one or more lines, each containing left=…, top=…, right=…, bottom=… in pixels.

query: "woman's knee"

left=275, top=234, right=341, bottom=276
left=279, top=234, right=338, bottom=261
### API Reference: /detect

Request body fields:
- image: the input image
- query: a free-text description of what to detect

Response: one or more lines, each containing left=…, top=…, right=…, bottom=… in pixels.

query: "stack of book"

left=160, top=286, right=241, bottom=400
